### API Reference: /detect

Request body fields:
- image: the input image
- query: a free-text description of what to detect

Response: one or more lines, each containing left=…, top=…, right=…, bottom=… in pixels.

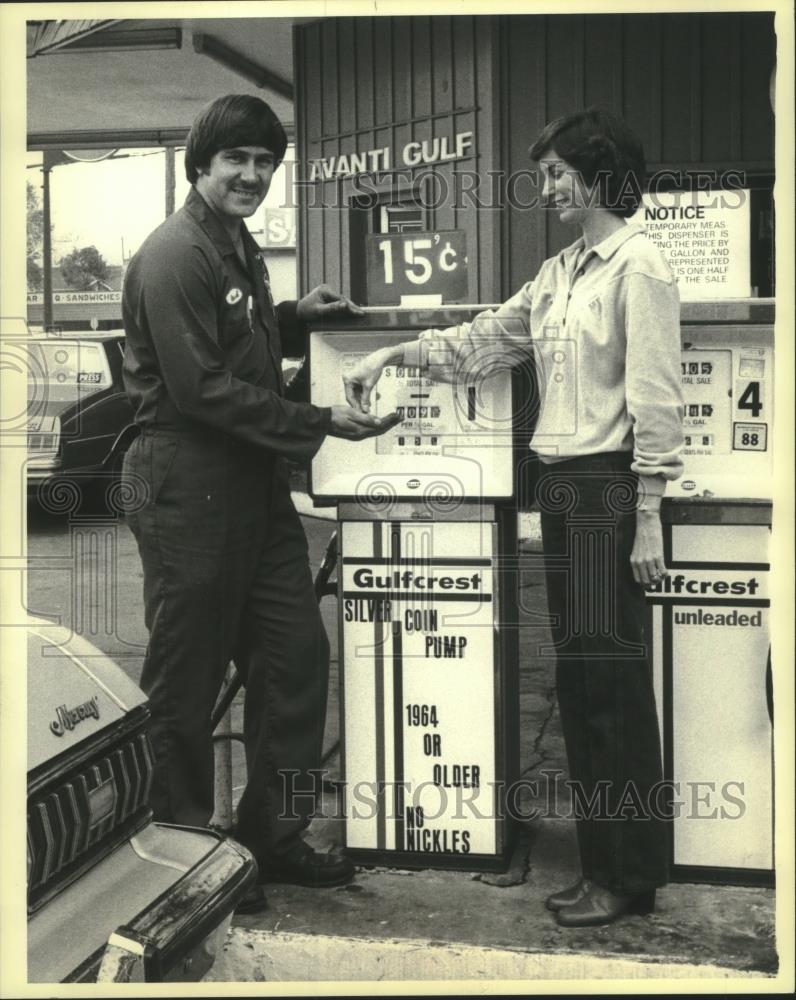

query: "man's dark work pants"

left=124, top=428, right=329, bottom=856
left=537, top=452, right=669, bottom=894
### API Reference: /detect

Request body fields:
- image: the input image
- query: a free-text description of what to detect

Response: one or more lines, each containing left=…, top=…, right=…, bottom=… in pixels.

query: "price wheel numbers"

left=737, top=380, right=763, bottom=418
left=378, top=236, right=460, bottom=287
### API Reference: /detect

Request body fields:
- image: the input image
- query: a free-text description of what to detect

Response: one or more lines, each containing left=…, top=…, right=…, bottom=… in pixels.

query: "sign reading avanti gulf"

left=308, top=132, right=474, bottom=180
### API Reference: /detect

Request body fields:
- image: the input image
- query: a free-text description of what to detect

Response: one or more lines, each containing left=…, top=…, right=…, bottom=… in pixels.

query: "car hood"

left=26, top=392, right=106, bottom=427
left=27, top=621, right=147, bottom=771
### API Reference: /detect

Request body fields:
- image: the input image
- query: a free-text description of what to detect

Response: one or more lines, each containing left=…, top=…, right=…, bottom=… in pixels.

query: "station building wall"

left=295, top=12, right=775, bottom=303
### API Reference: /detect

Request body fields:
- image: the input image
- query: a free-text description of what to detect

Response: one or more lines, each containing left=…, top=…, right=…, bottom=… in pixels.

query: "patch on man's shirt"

left=226, top=287, right=243, bottom=305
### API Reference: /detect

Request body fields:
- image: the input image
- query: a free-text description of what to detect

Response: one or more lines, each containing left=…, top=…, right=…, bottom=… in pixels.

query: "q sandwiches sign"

left=261, top=207, right=296, bottom=249
left=27, top=291, right=122, bottom=305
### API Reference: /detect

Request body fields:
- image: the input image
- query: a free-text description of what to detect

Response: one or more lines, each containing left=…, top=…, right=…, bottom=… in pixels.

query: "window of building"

left=349, top=188, right=428, bottom=304
left=378, top=204, right=425, bottom=234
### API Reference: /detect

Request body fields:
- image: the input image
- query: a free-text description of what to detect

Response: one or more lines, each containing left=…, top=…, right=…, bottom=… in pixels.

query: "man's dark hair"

left=184, top=94, right=288, bottom=184
left=528, top=107, right=645, bottom=218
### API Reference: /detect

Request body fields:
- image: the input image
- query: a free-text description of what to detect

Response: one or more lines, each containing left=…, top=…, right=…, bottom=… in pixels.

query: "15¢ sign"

left=366, top=230, right=468, bottom=305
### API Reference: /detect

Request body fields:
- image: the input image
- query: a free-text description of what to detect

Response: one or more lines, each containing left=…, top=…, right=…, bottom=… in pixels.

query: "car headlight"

left=28, top=416, right=62, bottom=464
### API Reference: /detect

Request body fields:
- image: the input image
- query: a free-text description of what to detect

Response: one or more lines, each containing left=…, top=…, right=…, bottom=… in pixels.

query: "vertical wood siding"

left=296, top=15, right=498, bottom=302
left=498, top=10, right=775, bottom=297
left=296, top=12, right=774, bottom=301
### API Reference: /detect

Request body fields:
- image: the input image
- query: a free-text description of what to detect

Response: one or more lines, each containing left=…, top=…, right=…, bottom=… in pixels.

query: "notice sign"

left=366, top=230, right=468, bottom=305
left=633, top=191, right=751, bottom=300
left=340, top=519, right=499, bottom=861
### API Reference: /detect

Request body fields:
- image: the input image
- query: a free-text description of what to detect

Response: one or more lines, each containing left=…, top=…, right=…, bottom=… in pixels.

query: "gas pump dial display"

left=337, top=354, right=458, bottom=457
left=311, top=329, right=514, bottom=500
left=374, top=363, right=453, bottom=457
left=681, top=350, right=732, bottom=456
left=675, top=325, right=772, bottom=499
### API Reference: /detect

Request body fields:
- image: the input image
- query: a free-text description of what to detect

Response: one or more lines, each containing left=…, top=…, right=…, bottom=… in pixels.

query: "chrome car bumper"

left=29, top=823, right=256, bottom=983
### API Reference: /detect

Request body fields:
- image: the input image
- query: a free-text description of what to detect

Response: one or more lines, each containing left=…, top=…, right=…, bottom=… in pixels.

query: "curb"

left=206, top=927, right=770, bottom=984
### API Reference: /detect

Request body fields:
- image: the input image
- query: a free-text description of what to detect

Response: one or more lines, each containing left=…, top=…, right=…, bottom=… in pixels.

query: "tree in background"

left=59, top=245, right=110, bottom=290
left=27, top=180, right=43, bottom=291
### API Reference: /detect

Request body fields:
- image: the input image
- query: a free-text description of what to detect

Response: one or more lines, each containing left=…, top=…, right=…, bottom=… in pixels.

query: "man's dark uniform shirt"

left=123, top=186, right=330, bottom=458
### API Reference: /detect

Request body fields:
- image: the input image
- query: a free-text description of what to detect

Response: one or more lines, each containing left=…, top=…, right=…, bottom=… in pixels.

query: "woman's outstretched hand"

left=343, top=346, right=399, bottom=413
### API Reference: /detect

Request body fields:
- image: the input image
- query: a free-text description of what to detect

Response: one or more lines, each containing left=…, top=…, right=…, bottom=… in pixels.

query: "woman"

left=343, top=108, right=684, bottom=927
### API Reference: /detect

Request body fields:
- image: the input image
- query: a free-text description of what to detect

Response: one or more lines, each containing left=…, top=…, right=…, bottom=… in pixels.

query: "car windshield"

left=27, top=341, right=112, bottom=403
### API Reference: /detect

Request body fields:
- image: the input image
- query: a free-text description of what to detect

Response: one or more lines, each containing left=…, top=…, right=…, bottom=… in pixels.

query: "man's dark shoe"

left=545, top=877, right=592, bottom=911
left=258, top=841, right=355, bottom=888
left=555, top=883, right=656, bottom=927
left=234, top=883, right=269, bottom=915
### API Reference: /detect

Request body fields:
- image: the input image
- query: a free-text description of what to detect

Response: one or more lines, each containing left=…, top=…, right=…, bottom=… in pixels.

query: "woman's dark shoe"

left=545, top=877, right=592, bottom=911
left=555, top=884, right=656, bottom=927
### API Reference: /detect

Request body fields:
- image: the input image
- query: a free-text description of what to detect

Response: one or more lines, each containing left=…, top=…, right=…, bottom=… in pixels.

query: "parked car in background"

left=26, top=331, right=138, bottom=509
left=25, top=333, right=310, bottom=511
left=26, top=618, right=256, bottom=982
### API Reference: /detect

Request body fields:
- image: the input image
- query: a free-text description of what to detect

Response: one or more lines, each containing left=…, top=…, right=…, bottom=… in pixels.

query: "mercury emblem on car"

left=49, top=695, right=100, bottom=736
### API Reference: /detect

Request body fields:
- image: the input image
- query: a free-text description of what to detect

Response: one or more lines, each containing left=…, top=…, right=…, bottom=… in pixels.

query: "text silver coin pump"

left=647, top=298, right=775, bottom=886
left=309, top=308, right=523, bottom=872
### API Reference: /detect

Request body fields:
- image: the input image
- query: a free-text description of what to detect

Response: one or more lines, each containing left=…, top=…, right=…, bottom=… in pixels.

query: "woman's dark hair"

left=184, top=94, right=288, bottom=183
left=528, top=108, right=645, bottom=218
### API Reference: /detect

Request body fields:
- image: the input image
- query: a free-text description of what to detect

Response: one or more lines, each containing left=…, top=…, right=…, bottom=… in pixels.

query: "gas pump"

left=309, top=308, right=520, bottom=871
left=647, top=298, right=774, bottom=886
left=307, top=298, right=775, bottom=884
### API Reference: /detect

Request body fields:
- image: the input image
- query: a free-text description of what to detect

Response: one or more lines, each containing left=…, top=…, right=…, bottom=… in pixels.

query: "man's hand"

left=343, top=347, right=397, bottom=413
left=328, top=405, right=392, bottom=440
left=631, top=510, right=669, bottom=587
left=297, top=284, right=365, bottom=323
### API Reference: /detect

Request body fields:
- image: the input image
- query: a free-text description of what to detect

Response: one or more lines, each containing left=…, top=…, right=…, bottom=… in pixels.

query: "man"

left=121, top=94, right=385, bottom=911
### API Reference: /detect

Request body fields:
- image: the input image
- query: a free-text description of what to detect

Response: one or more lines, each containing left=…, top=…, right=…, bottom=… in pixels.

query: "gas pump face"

left=674, top=324, right=772, bottom=499
left=308, top=325, right=515, bottom=503
left=646, top=313, right=775, bottom=886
